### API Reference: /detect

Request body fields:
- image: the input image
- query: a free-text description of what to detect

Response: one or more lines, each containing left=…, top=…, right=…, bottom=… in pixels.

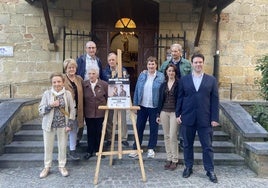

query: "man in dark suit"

left=176, top=53, right=219, bottom=183
left=76, top=41, right=104, bottom=147
left=76, top=41, right=104, bottom=81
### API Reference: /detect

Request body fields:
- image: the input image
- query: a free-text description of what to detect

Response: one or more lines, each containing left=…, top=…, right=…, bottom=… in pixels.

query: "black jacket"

left=157, top=79, right=179, bottom=117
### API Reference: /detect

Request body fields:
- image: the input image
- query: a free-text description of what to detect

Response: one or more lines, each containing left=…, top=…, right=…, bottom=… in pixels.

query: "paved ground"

left=1, top=157, right=268, bottom=188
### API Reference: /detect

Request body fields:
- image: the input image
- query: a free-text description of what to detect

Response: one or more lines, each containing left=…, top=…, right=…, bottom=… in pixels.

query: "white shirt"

left=84, top=54, right=99, bottom=81
left=141, top=71, right=156, bottom=108
left=90, top=79, right=98, bottom=96
left=192, top=73, right=204, bottom=91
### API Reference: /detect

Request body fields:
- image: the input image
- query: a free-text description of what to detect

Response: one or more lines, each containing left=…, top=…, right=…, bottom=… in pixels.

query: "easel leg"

left=94, top=109, right=109, bottom=185
left=118, top=110, right=122, bottom=159
left=109, top=110, right=117, bottom=166
left=130, top=110, right=146, bottom=182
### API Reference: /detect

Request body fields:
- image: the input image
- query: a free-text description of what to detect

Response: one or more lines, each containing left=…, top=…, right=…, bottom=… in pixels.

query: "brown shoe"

left=164, top=161, right=171, bottom=170
left=169, top=162, right=177, bottom=171
left=59, top=167, right=69, bottom=177
left=39, top=167, right=50, bottom=178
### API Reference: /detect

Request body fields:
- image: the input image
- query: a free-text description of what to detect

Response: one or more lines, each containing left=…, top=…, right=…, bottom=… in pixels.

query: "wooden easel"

left=93, top=49, right=146, bottom=185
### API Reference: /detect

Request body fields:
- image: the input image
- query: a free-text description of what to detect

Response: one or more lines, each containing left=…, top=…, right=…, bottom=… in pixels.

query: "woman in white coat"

left=38, top=72, right=75, bottom=178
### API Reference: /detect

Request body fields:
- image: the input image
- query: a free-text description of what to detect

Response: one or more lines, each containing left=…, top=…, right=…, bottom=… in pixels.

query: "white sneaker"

left=147, top=149, right=155, bottom=158
left=128, top=152, right=138, bottom=158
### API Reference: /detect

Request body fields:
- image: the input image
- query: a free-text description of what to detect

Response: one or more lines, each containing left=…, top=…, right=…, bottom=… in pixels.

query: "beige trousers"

left=43, top=127, right=68, bottom=168
left=160, top=111, right=179, bottom=163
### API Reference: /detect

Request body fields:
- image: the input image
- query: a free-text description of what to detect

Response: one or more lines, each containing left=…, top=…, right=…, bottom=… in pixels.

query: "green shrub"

left=252, top=104, right=268, bottom=131
left=255, top=55, right=268, bottom=101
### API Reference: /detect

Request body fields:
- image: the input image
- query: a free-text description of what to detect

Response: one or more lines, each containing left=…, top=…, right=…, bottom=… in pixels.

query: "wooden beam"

left=194, top=0, right=208, bottom=47
left=209, top=0, right=235, bottom=12
left=40, top=0, right=55, bottom=44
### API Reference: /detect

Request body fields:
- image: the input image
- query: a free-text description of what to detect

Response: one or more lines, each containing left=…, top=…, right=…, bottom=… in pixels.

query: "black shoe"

left=206, top=171, right=218, bottom=183
left=76, top=140, right=80, bottom=148
left=84, top=153, right=93, bottom=160
left=104, top=141, right=111, bottom=147
left=182, top=167, right=193, bottom=178
left=122, top=141, right=129, bottom=147
left=69, top=150, right=80, bottom=160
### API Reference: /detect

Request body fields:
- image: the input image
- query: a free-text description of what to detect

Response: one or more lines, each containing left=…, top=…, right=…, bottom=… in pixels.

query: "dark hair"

left=146, top=56, right=158, bottom=64
left=191, top=53, right=205, bottom=62
left=164, top=64, right=178, bottom=81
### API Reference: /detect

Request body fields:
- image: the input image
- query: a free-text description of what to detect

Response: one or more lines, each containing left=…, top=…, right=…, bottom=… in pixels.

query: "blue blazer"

left=176, top=73, right=219, bottom=127
left=76, top=54, right=104, bottom=80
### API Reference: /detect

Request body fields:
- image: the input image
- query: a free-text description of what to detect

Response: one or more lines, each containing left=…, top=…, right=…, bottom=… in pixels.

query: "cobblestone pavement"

left=1, top=158, right=268, bottom=188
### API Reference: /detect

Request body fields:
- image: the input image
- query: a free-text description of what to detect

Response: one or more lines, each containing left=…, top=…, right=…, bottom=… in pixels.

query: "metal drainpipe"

left=213, top=10, right=221, bottom=82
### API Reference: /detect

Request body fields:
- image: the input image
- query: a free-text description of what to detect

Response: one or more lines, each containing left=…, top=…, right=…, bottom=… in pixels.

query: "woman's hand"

left=65, top=126, right=72, bottom=132
left=50, top=100, right=59, bottom=107
left=176, top=115, right=182, bottom=124
left=156, top=117, right=161, bottom=124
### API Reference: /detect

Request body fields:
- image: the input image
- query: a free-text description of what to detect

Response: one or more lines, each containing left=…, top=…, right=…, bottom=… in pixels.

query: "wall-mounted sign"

left=0, top=46, right=14, bottom=57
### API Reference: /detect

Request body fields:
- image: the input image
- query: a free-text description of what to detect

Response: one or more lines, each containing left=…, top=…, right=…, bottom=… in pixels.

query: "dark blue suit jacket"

left=76, top=54, right=103, bottom=80
left=176, top=73, right=219, bottom=127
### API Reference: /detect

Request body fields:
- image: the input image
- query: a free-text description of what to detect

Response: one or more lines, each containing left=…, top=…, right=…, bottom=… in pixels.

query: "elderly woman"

left=63, top=58, right=84, bottom=160
left=129, top=56, right=164, bottom=158
left=83, top=67, right=108, bottom=159
left=157, top=64, right=179, bottom=170
left=39, top=73, right=75, bottom=178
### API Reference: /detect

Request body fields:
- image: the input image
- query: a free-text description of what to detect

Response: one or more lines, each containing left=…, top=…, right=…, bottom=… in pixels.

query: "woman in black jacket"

left=157, top=64, right=179, bottom=171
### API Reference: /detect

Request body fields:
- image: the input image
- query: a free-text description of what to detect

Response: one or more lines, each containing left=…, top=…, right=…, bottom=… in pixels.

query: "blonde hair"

left=63, top=58, right=77, bottom=71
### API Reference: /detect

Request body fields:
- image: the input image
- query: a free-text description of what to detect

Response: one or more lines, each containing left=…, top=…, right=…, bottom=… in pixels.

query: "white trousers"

left=43, top=127, right=68, bottom=168
left=69, top=120, right=78, bottom=151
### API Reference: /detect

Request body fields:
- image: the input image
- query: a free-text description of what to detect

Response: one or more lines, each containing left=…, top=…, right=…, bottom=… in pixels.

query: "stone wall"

left=159, top=0, right=268, bottom=101
left=0, top=0, right=267, bottom=100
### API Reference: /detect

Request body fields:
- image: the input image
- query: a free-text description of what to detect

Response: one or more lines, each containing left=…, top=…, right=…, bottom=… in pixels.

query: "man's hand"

left=211, top=121, right=219, bottom=127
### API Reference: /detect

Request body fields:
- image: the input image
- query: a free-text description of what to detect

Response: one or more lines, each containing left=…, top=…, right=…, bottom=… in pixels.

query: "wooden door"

left=91, top=0, right=159, bottom=95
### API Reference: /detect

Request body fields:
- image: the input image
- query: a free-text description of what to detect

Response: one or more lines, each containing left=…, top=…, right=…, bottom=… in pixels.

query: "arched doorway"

left=92, top=0, right=159, bottom=95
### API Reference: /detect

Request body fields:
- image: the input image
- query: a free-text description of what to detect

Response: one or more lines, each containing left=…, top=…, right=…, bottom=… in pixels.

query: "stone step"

left=13, top=129, right=230, bottom=142
left=0, top=152, right=245, bottom=168
left=5, top=140, right=235, bottom=153
left=21, top=118, right=223, bottom=132
left=1, top=118, right=243, bottom=168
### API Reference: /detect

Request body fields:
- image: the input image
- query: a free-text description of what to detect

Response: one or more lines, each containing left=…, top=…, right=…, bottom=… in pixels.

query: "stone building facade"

left=0, top=0, right=267, bottom=101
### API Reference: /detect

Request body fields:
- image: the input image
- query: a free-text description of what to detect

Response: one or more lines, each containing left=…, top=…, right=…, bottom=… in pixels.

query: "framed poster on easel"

left=107, top=78, right=131, bottom=108
left=94, top=49, right=146, bottom=185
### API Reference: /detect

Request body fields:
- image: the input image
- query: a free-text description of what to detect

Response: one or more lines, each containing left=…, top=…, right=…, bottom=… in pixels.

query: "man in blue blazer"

left=176, top=53, right=219, bottom=183
left=76, top=41, right=104, bottom=81
left=76, top=41, right=104, bottom=147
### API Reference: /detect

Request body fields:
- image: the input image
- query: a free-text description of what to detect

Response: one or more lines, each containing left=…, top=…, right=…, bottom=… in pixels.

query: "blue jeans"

left=133, top=106, right=159, bottom=150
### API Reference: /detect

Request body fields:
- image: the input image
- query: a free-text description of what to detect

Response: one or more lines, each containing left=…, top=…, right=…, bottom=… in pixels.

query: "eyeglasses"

left=86, top=47, right=96, bottom=49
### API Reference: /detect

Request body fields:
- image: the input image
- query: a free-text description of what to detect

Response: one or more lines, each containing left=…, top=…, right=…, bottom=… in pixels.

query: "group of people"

left=38, top=41, right=219, bottom=183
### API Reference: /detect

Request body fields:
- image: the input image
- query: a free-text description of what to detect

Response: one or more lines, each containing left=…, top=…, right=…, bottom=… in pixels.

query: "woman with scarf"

left=39, top=73, right=75, bottom=178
